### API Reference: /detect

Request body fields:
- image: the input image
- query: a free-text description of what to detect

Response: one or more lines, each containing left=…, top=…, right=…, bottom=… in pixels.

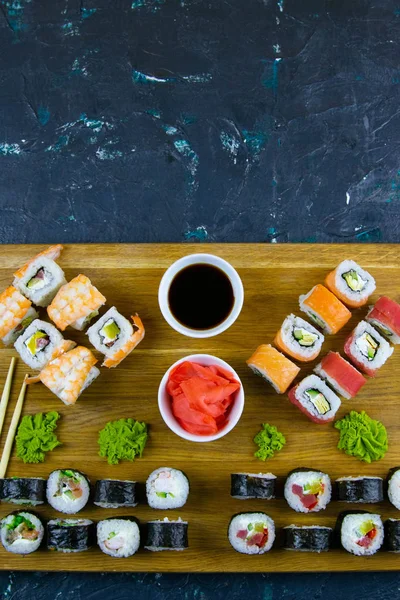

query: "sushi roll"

left=0, top=286, right=39, bottom=346
left=387, top=467, right=400, bottom=509
left=94, top=479, right=138, bottom=508
left=284, top=469, right=331, bottom=513
left=27, top=346, right=100, bottom=405
left=366, top=296, right=400, bottom=344
left=1, top=511, right=44, bottom=555
left=246, top=344, right=300, bottom=394
left=314, top=352, right=366, bottom=399
left=384, top=519, right=400, bottom=552
left=228, top=513, right=275, bottom=554
left=145, top=517, right=188, bottom=552
left=87, top=307, right=145, bottom=368
left=47, top=274, right=106, bottom=331
left=230, top=473, right=276, bottom=500
left=97, top=518, right=140, bottom=557
left=47, top=518, right=94, bottom=552
left=284, top=525, right=332, bottom=553
left=337, top=511, right=383, bottom=556
left=46, top=469, right=90, bottom=514
left=146, top=467, right=189, bottom=509
left=325, top=260, right=376, bottom=308
left=13, top=245, right=66, bottom=308
left=336, top=476, right=383, bottom=503
left=288, top=374, right=341, bottom=424
left=0, top=477, right=46, bottom=506
left=274, top=314, right=324, bottom=363
left=299, top=284, right=351, bottom=334
left=14, top=319, right=65, bottom=371
left=344, top=321, right=393, bottom=377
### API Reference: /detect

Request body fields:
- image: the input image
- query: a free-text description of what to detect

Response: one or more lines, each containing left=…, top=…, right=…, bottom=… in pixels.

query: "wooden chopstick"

left=0, top=374, right=28, bottom=479
left=0, top=357, right=16, bottom=439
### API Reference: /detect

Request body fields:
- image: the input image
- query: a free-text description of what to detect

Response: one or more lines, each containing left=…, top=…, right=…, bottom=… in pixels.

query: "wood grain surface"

left=0, top=244, right=399, bottom=572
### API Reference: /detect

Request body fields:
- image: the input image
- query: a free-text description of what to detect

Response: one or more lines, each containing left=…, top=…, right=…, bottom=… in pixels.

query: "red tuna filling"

left=292, top=483, right=322, bottom=510
left=236, top=528, right=269, bottom=548
left=357, top=528, right=377, bottom=548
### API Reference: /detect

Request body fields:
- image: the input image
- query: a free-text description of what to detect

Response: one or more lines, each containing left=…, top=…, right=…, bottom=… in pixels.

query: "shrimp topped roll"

left=0, top=286, right=39, bottom=346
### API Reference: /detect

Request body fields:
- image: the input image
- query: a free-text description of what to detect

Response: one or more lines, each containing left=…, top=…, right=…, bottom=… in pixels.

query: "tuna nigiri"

left=299, top=284, right=351, bottom=334
left=247, top=344, right=300, bottom=394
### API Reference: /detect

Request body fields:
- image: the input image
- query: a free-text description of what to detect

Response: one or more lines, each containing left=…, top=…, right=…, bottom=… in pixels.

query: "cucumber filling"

left=342, top=269, right=367, bottom=293
left=356, top=332, right=379, bottom=361
left=293, top=327, right=318, bottom=347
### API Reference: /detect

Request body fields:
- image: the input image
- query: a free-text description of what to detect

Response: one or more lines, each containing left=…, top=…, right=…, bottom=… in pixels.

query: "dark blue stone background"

left=1, top=0, right=400, bottom=596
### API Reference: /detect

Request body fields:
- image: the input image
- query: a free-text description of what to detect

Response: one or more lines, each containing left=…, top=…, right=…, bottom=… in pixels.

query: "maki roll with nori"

left=146, top=467, right=189, bottom=509
left=336, top=511, right=384, bottom=556
left=325, top=260, right=376, bottom=308
left=385, top=519, right=400, bottom=552
left=94, top=479, right=138, bottom=508
left=284, top=469, right=331, bottom=513
left=274, top=314, right=324, bottom=363
left=336, top=476, right=383, bottom=503
left=387, top=467, right=400, bottom=509
left=284, top=525, right=332, bottom=553
left=1, top=511, right=44, bottom=554
left=47, top=518, right=94, bottom=553
left=46, top=469, right=90, bottom=514
left=344, top=321, right=393, bottom=377
left=97, top=518, right=140, bottom=557
left=288, top=375, right=341, bottom=424
left=0, top=477, right=46, bottom=506
left=230, top=473, right=276, bottom=500
left=145, top=518, right=188, bottom=552
left=14, top=319, right=65, bottom=371
left=228, top=513, right=275, bottom=554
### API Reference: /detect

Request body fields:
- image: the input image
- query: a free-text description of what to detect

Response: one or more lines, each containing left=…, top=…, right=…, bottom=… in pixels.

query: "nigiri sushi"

left=47, top=274, right=106, bottom=331
left=13, top=245, right=66, bottom=307
left=14, top=318, right=66, bottom=371
left=87, top=308, right=145, bottom=368
left=314, top=352, right=366, bottom=399
left=274, top=314, right=324, bottom=363
left=366, top=296, right=400, bottom=344
left=26, top=346, right=99, bottom=405
left=325, top=260, right=376, bottom=308
left=299, top=284, right=351, bottom=334
left=247, top=344, right=300, bottom=394
left=0, top=286, right=38, bottom=346
left=344, top=320, right=393, bottom=377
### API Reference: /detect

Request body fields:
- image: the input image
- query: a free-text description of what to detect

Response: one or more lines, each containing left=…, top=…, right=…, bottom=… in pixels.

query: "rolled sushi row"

left=0, top=512, right=188, bottom=556
left=230, top=469, right=400, bottom=512
left=0, top=467, right=190, bottom=513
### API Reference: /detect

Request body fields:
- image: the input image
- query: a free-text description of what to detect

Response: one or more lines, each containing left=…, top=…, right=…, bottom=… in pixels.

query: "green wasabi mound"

left=98, top=418, right=148, bottom=465
left=16, top=411, right=61, bottom=464
left=335, top=410, right=388, bottom=463
left=253, top=423, right=286, bottom=461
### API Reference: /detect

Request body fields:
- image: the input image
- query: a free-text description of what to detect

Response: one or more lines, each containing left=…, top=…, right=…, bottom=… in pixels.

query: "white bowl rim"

left=158, top=353, right=245, bottom=443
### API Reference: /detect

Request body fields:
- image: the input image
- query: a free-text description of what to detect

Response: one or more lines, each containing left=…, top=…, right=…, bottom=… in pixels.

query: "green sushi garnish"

left=253, top=423, right=286, bottom=461
left=356, top=332, right=379, bottom=361
left=342, top=269, right=367, bottom=292
left=335, top=410, right=388, bottom=463
left=305, top=389, right=331, bottom=415
left=98, top=418, right=148, bottom=465
left=293, top=327, right=318, bottom=347
left=16, top=411, right=61, bottom=464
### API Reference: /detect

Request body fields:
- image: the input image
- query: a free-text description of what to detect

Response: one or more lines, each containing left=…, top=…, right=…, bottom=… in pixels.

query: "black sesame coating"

left=145, top=521, right=188, bottom=550
left=284, top=526, right=332, bottom=552
left=47, top=520, right=95, bottom=552
left=230, top=474, right=275, bottom=499
left=336, top=478, right=383, bottom=503
left=94, top=480, right=137, bottom=507
left=0, top=478, right=46, bottom=504
left=384, top=519, right=400, bottom=552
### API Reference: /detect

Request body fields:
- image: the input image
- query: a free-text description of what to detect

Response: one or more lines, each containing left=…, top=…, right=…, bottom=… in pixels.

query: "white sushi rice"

left=14, top=319, right=64, bottom=370
left=278, top=314, right=324, bottom=360
left=299, top=287, right=335, bottom=334
left=87, top=307, right=134, bottom=357
left=146, top=467, right=189, bottom=509
left=228, top=513, right=275, bottom=554
left=2, top=307, right=39, bottom=346
left=13, top=256, right=66, bottom=307
left=388, top=469, right=400, bottom=509
left=292, top=374, right=341, bottom=422
left=284, top=470, right=332, bottom=513
left=145, top=517, right=188, bottom=552
left=71, top=310, right=100, bottom=332
left=97, top=519, right=140, bottom=557
left=340, top=513, right=383, bottom=556
left=346, top=321, right=393, bottom=373
left=46, top=470, right=90, bottom=514
left=330, top=260, right=376, bottom=306
left=314, top=361, right=353, bottom=400
left=1, top=512, right=44, bottom=555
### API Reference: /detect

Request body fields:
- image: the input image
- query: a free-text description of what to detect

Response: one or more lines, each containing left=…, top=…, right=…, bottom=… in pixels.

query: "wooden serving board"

left=0, top=244, right=400, bottom=572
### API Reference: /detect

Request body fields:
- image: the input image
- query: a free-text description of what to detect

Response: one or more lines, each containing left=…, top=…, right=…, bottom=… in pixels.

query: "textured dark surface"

left=1, top=0, right=400, bottom=596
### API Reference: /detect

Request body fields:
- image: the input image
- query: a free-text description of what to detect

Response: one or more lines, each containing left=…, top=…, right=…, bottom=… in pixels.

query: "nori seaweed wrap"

left=47, top=518, right=95, bottom=552
left=94, top=479, right=137, bottom=508
left=336, top=477, right=383, bottom=503
left=230, top=473, right=276, bottom=500
left=145, top=518, right=188, bottom=551
left=0, top=478, right=46, bottom=506
left=385, top=519, right=400, bottom=552
left=284, top=525, right=332, bottom=552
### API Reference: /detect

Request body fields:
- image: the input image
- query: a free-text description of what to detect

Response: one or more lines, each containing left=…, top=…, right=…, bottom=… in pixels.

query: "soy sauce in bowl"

left=168, top=263, right=235, bottom=330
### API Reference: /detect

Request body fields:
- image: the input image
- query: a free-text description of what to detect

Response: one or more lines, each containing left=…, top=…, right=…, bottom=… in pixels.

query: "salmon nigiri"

left=247, top=344, right=300, bottom=394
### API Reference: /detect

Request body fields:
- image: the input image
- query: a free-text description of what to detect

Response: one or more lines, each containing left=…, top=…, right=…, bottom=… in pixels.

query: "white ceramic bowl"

left=158, top=353, right=245, bottom=443
left=158, top=253, right=244, bottom=338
